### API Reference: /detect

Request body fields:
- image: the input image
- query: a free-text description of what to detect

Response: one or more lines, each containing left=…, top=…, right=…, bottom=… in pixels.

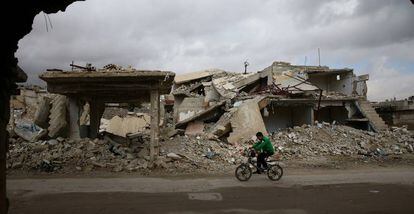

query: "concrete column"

left=150, top=89, right=160, bottom=164
left=310, top=107, right=315, bottom=123
left=160, top=100, right=165, bottom=127
left=68, top=97, right=81, bottom=140
left=89, top=101, right=105, bottom=139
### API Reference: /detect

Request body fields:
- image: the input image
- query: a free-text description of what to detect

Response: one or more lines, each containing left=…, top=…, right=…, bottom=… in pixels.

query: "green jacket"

left=253, top=136, right=274, bottom=154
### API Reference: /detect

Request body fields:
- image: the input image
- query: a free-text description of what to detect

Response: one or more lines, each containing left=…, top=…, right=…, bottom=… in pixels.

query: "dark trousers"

left=257, top=152, right=271, bottom=169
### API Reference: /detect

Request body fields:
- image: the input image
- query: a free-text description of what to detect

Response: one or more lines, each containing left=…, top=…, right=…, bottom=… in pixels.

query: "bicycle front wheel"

left=267, top=164, right=283, bottom=181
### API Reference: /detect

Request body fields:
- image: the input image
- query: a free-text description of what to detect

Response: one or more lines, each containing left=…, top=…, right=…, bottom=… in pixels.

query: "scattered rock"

left=166, top=152, right=182, bottom=160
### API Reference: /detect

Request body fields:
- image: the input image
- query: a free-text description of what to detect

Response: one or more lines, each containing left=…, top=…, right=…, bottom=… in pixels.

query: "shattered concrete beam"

left=227, top=96, right=268, bottom=144
left=174, top=71, right=213, bottom=85
left=175, top=101, right=226, bottom=129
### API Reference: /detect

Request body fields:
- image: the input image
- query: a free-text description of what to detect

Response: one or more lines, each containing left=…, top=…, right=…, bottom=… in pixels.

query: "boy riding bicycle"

left=252, top=132, right=274, bottom=173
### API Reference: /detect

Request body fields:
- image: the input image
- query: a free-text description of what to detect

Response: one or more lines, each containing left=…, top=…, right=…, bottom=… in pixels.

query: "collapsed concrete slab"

left=208, top=110, right=235, bottom=138
left=33, top=96, right=51, bottom=129
left=14, top=120, right=46, bottom=142
left=175, top=101, right=226, bottom=129
left=212, top=71, right=269, bottom=99
left=227, top=97, right=268, bottom=144
left=174, top=70, right=214, bottom=85
left=48, top=95, right=68, bottom=138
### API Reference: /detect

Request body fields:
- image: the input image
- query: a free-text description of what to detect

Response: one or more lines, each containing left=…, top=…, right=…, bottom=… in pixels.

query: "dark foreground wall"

left=1, top=1, right=81, bottom=213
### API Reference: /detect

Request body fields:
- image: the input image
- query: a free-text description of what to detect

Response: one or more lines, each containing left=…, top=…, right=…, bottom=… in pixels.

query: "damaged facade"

left=12, top=65, right=175, bottom=164
left=171, top=61, right=388, bottom=144
left=7, top=60, right=410, bottom=175
left=373, top=96, right=414, bottom=130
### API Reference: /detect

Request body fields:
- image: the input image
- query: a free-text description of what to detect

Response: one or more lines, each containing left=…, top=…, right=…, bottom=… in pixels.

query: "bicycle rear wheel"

left=267, top=164, right=283, bottom=181
left=235, top=164, right=252, bottom=181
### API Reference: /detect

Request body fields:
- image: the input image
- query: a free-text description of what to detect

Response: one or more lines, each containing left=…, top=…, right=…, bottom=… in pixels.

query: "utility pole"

left=244, top=60, right=249, bottom=74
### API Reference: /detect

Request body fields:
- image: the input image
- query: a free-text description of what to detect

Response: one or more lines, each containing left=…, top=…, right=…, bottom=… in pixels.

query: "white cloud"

left=16, top=0, right=414, bottom=100
left=367, top=57, right=414, bottom=101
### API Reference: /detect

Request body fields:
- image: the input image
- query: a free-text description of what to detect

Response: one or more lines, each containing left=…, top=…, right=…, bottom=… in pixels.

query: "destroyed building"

left=373, top=96, right=414, bottom=130
left=6, top=61, right=414, bottom=175
left=29, top=65, right=175, bottom=163
left=172, top=61, right=388, bottom=144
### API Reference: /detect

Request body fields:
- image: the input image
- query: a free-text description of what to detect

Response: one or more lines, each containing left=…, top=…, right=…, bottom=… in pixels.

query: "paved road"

left=7, top=168, right=414, bottom=214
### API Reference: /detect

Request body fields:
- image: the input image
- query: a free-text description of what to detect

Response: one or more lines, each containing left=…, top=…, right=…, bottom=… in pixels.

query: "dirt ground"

left=7, top=166, right=414, bottom=214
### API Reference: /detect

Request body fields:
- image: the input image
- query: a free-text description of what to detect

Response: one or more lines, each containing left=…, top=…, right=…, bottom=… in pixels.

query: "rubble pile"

left=6, top=135, right=238, bottom=174
left=173, top=81, right=204, bottom=97
left=271, top=124, right=414, bottom=159
left=7, top=136, right=152, bottom=173
left=160, top=135, right=241, bottom=173
left=7, top=123, right=414, bottom=174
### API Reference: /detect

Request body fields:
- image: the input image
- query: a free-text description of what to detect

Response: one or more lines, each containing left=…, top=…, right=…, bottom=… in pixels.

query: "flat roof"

left=40, top=70, right=175, bottom=102
left=174, top=71, right=213, bottom=84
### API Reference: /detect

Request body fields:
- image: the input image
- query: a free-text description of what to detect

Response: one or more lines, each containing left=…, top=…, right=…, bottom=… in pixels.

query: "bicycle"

left=235, top=148, right=283, bottom=181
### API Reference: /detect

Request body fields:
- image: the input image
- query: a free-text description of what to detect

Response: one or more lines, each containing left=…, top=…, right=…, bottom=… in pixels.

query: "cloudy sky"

left=17, top=0, right=414, bottom=101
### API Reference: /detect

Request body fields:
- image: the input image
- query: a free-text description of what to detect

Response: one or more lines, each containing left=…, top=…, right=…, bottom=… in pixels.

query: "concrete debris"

left=7, top=123, right=414, bottom=174
left=227, top=97, right=268, bottom=144
left=270, top=123, right=414, bottom=160
left=168, top=129, right=185, bottom=138
left=14, top=120, right=46, bottom=142
left=185, top=121, right=205, bottom=136
left=7, top=137, right=151, bottom=173
left=166, top=152, right=182, bottom=160
left=105, top=114, right=150, bottom=137
left=8, top=61, right=414, bottom=176
left=103, top=63, right=123, bottom=70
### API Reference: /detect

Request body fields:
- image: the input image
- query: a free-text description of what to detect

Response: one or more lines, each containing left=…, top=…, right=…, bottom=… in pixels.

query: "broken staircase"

left=356, top=99, right=388, bottom=132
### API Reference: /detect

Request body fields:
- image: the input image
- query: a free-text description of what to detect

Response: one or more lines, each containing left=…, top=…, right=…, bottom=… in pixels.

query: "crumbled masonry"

left=6, top=62, right=414, bottom=174
left=6, top=123, right=414, bottom=173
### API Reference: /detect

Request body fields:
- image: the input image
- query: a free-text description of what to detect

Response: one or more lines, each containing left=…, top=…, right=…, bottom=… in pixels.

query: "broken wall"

left=11, top=87, right=48, bottom=119
left=354, top=74, right=369, bottom=97
left=176, top=97, right=206, bottom=122
left=307, top=72, right=353, bottom=95
left=262, top=105, right=313, bottom=132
